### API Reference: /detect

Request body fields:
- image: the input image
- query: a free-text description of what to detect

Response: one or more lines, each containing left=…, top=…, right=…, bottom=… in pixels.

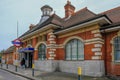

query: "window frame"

left=65, top=39, right=84, bottom=61
left=113, top=36, right=120, bottom=62
left=38, top=43, right=46, bottom=60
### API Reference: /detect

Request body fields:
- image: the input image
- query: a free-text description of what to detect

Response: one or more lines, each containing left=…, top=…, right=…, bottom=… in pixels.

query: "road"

left=0, top=69, right=29, bottom=80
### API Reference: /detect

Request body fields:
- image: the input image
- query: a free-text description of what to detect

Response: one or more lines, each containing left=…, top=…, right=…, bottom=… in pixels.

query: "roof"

left=101, top=6, right=120, bottom=23
left=19, top=6, right=120, bottom=39
left=55, top=14, right=111, bottom=33
left=63, top=7, right=96, bottom=27
left=19, top=14, right=63, bottom=38
left=100, top=22, right=120, bottom=30
left=41, top=5, right=53, bottom=11
left=4, top=46, right=15, bottom=53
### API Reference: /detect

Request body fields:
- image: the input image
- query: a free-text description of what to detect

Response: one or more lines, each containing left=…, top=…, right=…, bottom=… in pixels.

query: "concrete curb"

left=0, top=68, right=38, bottom=80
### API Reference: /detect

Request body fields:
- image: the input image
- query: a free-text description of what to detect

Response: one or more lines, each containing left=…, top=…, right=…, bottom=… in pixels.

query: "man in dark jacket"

left=21, top=58, right=25, bottom=69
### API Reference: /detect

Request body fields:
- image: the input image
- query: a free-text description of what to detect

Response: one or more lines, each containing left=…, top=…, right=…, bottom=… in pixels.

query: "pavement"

left=0, top=63, right=112, bottom=80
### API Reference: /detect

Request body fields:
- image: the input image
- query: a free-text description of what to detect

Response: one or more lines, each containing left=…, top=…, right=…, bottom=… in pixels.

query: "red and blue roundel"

left=12, top=39, right=22, bottom=47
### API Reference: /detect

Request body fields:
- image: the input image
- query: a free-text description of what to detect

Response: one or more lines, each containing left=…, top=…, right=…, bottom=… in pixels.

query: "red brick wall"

left=57, top=31, right=94, bottom=60
left=56, top=48, right=65, bottom=60
left=57, top=31, right=94, bottom=44
left=103, top=31, right=120, bottom=76
left=32, top=37, right=38, bottom=60
left=5, top=53, right=13, bottom=64
left=84, top=44, right=94, bottom=60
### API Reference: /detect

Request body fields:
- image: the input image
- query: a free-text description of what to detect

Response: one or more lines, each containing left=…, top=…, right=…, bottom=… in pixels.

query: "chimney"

left=64, top=0, right=75, bottom=18
left=29, top=24, right=35, bottom=30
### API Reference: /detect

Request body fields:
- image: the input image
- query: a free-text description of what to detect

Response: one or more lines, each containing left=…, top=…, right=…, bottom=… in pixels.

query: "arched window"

left=65, top=39, right=84, bottom=60
left=114, top=36, right=120, bottom=62
left=38, top=44, right=46, bottom=60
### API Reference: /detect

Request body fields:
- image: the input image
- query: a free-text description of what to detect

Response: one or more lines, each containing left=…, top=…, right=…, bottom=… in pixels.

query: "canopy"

left=18, top=48, right=34, bottom=53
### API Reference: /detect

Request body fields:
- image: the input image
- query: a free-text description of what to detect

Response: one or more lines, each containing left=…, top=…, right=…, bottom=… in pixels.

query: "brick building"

left=2, top=46, right=15, bottom=64
left=12, top=1, right=120, bottom=77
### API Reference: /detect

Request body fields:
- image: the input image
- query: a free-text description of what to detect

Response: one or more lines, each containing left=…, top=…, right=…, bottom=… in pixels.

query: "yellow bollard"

left=32, top=64, right=35, bottom=77
left=32, top=64, right=35, bottom=69
left=78, top=67, right=82, bottom=80
left=78, top=67, right=82, bottom=75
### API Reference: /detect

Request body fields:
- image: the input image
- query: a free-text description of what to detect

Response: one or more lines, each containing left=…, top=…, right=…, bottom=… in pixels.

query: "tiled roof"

left=101, top=6, right=120, bottom=23
left=54, top=14, right=111, bottom=33
left=19, top=14, right=63, bottom=38
left=63, top=7, right=96, bottom=27
left=19, top=6, right=120, bottom=39
left=4, top=46, right=15, bottom=53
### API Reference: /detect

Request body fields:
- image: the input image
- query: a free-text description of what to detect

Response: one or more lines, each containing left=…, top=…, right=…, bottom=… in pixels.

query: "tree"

left=0, top=50, right=5, bottom=60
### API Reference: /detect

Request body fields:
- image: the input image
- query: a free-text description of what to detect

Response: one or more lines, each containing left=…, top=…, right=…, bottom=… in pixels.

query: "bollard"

left=1, top=63, right=2, bottom=68
left=15, top=62, right=19, bottom=72
left=15, top=65, right=17, bottom=72
left=6, top=63, right=8, bottom=69
left=32, top=64, right=35, bottom=77
left=78, top=67, right=82, bottom=80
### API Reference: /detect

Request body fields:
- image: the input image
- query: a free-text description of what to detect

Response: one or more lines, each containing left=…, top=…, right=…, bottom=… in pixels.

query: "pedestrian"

left=21, top=58, right=25, bottom=69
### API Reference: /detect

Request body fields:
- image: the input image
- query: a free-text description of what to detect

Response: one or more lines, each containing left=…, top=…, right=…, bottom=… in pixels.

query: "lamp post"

left=12, top=39, right=21, bottom=72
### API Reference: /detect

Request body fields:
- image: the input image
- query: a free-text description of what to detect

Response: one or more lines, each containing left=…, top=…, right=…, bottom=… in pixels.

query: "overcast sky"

left=0, top=0, right=120, bottom=51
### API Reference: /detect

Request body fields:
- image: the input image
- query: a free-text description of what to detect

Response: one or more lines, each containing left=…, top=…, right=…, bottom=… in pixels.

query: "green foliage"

left=0, top=49, right=5, bottom=58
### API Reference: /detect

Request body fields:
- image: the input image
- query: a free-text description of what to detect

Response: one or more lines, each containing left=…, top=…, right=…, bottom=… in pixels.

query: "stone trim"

left=35, top=41, right=47, bottom=50
left=85, top=38, right=104, bottom=45
left=58, top=24, right=99, bottom=38
left=91, top=30, right=100, bottom=34
left=47, top=32, right=57, bottom=60
left=92, top=56, right=101, bottom=60
left=92, top=48, right=101, bottom=52
left=20, top=24, right=55, bottom=40
left=110, top=32, right=120, bottom=62
left=118, top=30, right=120, bottom=36
left=94, top=52, right=102, bottom=56
left=94, top=44, right=102, bottom=48
left=63, top=36, right=84, bottom=46
left=47, top=38, right=104, bottom=48
left=94, top=33, right=102, bottom=37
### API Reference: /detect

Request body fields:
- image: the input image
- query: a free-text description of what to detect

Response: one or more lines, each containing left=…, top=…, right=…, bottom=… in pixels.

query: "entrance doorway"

left=24, top=52, right=33, bottom=68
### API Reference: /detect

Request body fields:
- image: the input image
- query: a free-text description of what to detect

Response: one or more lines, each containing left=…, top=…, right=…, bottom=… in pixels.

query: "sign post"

left=12, top=39, right=21, bottom=72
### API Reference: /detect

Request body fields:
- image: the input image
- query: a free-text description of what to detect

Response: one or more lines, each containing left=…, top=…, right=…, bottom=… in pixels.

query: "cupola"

left=41, top=5, right=53, bottom=16
left=39, top=5, right=53, bottom=24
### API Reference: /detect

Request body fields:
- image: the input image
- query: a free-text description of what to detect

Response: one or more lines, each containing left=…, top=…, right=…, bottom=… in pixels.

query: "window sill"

left=64, top=60, right=84, bottom=61
left=115, top=60, right=120, bottom=63
left=114, top=60, right=120, bottom=64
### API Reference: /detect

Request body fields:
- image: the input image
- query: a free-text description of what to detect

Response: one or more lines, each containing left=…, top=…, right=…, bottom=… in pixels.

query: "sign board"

left=12, top=39, right=21, bottom=47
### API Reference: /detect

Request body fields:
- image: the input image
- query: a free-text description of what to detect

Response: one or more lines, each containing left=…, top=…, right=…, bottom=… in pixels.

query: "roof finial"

left=67, top=0, right=71, bottom=4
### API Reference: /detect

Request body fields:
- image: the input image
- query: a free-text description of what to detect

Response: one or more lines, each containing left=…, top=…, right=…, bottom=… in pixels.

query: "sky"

left=0, top=0, right=120, bottom=51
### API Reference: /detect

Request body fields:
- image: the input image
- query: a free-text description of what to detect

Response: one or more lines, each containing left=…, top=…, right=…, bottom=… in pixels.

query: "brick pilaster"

left=47, top=32, right=56, bottom=60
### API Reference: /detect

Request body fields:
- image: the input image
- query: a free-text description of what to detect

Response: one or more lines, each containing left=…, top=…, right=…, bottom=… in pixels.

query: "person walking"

left=21, top=58, right=25, bottom=69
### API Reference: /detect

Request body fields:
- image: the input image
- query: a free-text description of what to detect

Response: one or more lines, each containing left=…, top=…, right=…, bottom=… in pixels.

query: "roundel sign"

left=12, top=39, right=21, bottom=47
